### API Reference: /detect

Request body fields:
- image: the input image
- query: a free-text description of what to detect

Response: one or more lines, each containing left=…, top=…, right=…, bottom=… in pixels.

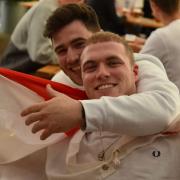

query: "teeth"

left=97, top=84, right=114, bottom=90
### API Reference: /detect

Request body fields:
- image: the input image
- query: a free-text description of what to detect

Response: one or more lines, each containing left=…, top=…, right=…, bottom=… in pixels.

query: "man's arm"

left=81, top=54, right=180, bottom=136
left=21, top=85, right=85, bottom=140
left=21, top=54, right=180, bottom=139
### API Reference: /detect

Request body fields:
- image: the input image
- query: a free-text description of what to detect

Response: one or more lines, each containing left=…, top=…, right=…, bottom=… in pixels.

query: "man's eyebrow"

left=54, top=37, right=86, bottom=53
left=70, top=37, right=87, bottom=44
left=54, top=45, right=64, bottom=53
left=82, top=60, right=95, bottom=68
left=106, top=55, right=120, bottom=60
left=106, top=55, right=124, bottom=62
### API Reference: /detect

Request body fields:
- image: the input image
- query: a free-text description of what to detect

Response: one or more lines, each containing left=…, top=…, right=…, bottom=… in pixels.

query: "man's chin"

left=64, top=71, right=82, bottom=85
left=96, top=92, right=121, bottom=99
left=70, top=76, right=82, bottom=85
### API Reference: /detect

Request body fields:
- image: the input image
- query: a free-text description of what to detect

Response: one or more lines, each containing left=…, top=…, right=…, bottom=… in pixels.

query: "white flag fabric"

left=0, top=75, right=65, bottom=164
left=0, top=68, right=86, bottom=164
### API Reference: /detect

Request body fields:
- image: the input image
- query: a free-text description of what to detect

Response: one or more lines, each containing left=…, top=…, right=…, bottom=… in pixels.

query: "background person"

left=140, top=0, right=180, bottom=90
left=86, top=0, right=127, bottom=35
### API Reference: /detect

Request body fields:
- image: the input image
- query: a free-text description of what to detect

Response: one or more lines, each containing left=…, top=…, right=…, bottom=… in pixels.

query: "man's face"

left=81, top=42, right=138, bottom=99
left=52, top=20, right=93, bottom=85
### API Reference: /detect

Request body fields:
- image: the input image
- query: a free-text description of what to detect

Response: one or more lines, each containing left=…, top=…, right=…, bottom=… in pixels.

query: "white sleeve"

left=80, top=54, right=180, bottom=136
left=140, top=30, right=165, bottom=61
left=27, top=4, right=57, bottom=64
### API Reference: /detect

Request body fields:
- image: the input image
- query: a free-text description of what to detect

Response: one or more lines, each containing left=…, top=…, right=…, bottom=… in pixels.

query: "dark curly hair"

left=44, top=3, right=101, bottom=39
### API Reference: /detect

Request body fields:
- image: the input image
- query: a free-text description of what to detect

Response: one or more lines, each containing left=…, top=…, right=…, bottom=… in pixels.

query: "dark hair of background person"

left=150, top=0, right=180, bottom=15
left=85, top=0, right=127, bottom=35
left=141, top=0, right=153, bottom=37
left=44, top=3, right=101, bottom=39
left=143, top=0, right=153, bottom=18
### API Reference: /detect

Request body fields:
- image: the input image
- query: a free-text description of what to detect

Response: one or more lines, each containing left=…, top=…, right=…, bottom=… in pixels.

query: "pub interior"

left=0, top=0, right=164, bottom=78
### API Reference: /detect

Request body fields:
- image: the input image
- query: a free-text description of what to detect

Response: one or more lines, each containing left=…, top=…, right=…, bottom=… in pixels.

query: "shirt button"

left=102, top=164, right=109, bottom=170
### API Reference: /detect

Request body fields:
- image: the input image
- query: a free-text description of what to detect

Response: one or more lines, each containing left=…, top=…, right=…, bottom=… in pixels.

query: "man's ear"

left=133, top=64, right=139, bottom=83
left=150, top=0, right=160, bottom=18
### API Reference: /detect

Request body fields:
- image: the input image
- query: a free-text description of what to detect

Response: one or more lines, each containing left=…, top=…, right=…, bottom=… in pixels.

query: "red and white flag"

left=0, top=68, right=87, bottom=164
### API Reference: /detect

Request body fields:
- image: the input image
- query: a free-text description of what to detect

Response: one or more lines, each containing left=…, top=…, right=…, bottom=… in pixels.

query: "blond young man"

left=26, top=31, right=180, bottom=179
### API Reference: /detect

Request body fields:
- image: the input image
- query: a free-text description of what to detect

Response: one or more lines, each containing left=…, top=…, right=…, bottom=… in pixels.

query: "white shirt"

left=141, top=19, right=180, bottom=90
left=0, top=54, right=179, bottom=179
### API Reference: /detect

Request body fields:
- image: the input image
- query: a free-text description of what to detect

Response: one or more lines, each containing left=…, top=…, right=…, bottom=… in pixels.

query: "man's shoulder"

left=52, top=71, right=84, bottom=90
left=37, top=0, right=58, bottom=10
left=134, top=53, right=165, bottom=72
left=150, top=25, right=172, bottom=39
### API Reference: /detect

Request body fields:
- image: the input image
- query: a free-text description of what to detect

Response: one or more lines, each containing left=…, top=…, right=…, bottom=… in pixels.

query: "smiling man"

left=52, top=20, right=94, bottom=85
left=1, top=3, right=180, bottom=180
left=49, top=4, right=101, bottom=87
left=18, top=4, right=180, bottom=178
left=0, top=0, right=84, bottom=73
left=81, top=32, right=138, bottom=99
left=28, top=32, right=180, bottom=179
left=22, top=3, right=179, bottom=140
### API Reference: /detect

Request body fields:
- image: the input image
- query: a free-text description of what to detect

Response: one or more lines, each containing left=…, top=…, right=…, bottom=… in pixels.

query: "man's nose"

left=66, top=48, right=80, bottom=64
left=96, top=64, right=110, bottom=79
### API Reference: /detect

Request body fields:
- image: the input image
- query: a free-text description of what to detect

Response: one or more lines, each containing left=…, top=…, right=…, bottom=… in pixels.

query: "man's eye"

left=56, top=49, right=66, bottom=55
left=83, top=64, right=97, bottom=73
left=74, top=41, right=86, bottom=49
left=108, top=60, right=122, bottom=67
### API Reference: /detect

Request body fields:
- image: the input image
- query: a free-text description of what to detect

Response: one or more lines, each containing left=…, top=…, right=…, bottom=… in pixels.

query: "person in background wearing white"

left=140, top=0, right=180, bottom=90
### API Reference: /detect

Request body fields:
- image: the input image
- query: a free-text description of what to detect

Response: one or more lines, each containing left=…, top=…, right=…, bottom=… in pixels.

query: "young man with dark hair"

left=0, top=0, right=83, bottom=73
left=44, top=3, right=101, bottom=86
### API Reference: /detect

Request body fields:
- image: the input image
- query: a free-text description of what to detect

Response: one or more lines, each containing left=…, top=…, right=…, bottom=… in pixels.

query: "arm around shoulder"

left=81, top=54, right=180, bottom=136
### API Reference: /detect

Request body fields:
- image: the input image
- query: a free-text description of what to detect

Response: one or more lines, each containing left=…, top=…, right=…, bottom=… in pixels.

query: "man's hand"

left=21, top=85, right=84, bottom=140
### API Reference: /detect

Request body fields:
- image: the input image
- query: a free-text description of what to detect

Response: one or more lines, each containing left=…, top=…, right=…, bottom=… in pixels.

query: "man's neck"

left=161, top=12, right=180, bottom=25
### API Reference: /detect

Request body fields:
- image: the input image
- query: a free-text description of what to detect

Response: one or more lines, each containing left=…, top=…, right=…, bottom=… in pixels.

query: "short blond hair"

left=85, top=31, right=134, bottom=65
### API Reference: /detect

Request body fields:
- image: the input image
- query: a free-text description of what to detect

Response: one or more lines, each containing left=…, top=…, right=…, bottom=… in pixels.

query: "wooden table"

left=19, top=1, right=38, bottom=8
left=35, top=64, right=61, bottom=79
left=126, top=14, right=163, bottom=29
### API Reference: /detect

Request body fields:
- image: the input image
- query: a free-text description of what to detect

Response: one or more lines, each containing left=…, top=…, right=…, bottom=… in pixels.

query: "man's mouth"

left=71, top=66, right=81, bottom=72
left=95, top=83, right=117, bottom=90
